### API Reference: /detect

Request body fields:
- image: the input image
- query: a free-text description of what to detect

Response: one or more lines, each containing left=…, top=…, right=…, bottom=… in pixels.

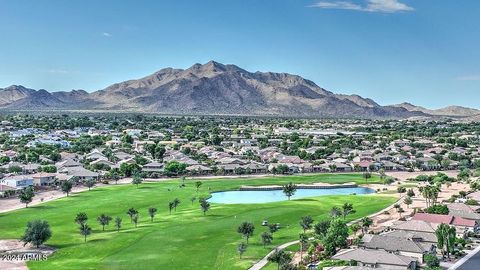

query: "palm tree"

left=282, top=182, right=297, bottom=200
left=148, top=207, right=157, bottom=222
left=261, top=232, right=273, bottom=248
left=96, top=214, right=112, bottom=231
left=436, top=223, right=456, bottom=259
left=79, top=223, right=92, bottom=242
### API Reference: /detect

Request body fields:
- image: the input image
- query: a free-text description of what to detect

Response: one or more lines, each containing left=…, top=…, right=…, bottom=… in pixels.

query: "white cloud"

left=102, top=32, right=112, bottom=37
left=457, top=75, right=480, bottom=81
left=309, top=0, right=414, bottom=13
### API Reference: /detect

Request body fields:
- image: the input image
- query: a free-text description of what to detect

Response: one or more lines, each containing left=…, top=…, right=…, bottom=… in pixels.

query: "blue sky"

left=0, top=0, right=479, bottom=109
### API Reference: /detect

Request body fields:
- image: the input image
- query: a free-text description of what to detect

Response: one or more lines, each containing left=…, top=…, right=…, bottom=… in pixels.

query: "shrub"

left=426, top=204, right=449, bottom=215
left=466, top=199, right=479, bottom=205
left=424, top=253, right=440, bottom=268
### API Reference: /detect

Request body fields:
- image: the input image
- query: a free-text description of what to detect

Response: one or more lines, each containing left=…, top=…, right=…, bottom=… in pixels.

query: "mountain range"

left=1, top=61, right=478, bottom=119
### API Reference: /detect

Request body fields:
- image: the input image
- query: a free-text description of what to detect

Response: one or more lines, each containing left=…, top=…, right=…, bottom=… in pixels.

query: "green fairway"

left=0, top=173, right=395, bottom=270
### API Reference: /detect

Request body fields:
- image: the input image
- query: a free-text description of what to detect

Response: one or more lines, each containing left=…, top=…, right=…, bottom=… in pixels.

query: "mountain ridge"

left=0, top=61, right=476, bottom=119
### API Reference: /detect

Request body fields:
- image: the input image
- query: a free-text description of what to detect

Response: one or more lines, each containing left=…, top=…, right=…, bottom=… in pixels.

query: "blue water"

left=208, top=187, right=375, bottom=204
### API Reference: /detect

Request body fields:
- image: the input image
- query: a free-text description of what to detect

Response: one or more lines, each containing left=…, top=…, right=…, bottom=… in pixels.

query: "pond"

left=208, top=187, right=375, bottom=204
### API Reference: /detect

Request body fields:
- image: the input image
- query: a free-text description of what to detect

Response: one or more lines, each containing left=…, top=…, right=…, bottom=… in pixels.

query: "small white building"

left=0, top=175, right=34, bottom=189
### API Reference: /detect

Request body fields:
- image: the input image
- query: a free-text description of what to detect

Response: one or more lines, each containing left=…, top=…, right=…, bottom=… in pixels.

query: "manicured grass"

left=0, top=174, right=394, bottom=270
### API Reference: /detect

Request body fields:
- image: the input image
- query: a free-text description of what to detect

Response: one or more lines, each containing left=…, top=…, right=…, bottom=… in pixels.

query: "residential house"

left=32, top=172, right=56, bottom=186
left=331, top=248, right=417, bottom=270
left=0, top=175, right=33, bottom=189
left=360, top=234, right=435, bottom=263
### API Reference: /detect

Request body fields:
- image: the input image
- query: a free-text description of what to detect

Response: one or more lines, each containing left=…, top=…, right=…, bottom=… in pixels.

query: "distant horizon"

left=1, top=0, right=479, bottom=109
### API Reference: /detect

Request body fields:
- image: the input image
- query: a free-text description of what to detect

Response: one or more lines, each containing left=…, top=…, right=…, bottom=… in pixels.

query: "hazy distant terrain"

left=0, top=61, right=477, bottom=119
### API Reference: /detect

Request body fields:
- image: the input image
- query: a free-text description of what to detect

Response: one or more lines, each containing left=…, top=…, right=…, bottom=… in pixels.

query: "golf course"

left=0, top=174, right=396, bottom=270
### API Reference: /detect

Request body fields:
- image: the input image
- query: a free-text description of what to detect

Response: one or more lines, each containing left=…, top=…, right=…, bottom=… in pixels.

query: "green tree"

left=330, top=206, right=342, bottom=218
left=84, top=179, right=96, bottom=191
left=195, top=181, right=203, bottom=192
left=79, top=223, right=92, bottom=243
left=322, top=219, right=348, bottom=256
left=282, top=182, right=297, bottom=200
left=173, top=198, right=181, bottom=212
left=164, top=161, right=187, bottom=176
left=114, top=217, right=122, bottom=232
left=237, top=222, right=255, bottom=243
left=350, top=223, right=361, bottom=237
left=261, top=232, right=273, bottom=248
left=299, top=216, right=314, bottom=233
left=168, top=201, right=175, bottom=214
left=404, top=196, right=413, bottom=208
left=126, top=208, right=138, bottom=223
left=132, top=213, right=139, bottom=228
left=267, top=249, right=292, bottom=270
left=314, top=220, right=331, bottom=236
left=299, top=233, right=309, bottom=261
left=19, top=186, right=35, bottom=208
left=21, top=220, right=52, bottom=248
left=341, top=203, right=355, bottom=219
left=131, top=174, right=143, bottom=188
left=148, top=207, right=157, bottom=222
left=61, top=180, right=73, bottom=196
left=75, top=212, right=88, bottom=226
left=362, top=171, right=372, bottom=183
left=199, top=198, right=210, bottom=215
left=435, top=223, right=456, bottom=259
left=237, top=242, right=248, bottom=259
left=360, top=217, right=373, bottom=234
left=424, top=253, right=440, bottom=268
left=97, top=214, right=112, bottom=231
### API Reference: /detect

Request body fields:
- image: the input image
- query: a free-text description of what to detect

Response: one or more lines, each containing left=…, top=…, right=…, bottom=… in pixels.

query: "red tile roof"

left=452, top=216, right=476, bottom=227
left=412, top=213, right=453, bottom=224
left=413, top=212, right=477, bottom=228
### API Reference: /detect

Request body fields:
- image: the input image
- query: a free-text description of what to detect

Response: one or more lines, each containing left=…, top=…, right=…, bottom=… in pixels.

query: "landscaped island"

left=0, top=174, right=395, bottom=270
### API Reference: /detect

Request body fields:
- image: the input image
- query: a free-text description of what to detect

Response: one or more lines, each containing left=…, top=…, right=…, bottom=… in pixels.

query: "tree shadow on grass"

left=32, top=205, right=54, bottom=210
left=128, top=186, right=154, bottom=190
left=294, top=198, right=318, bottom=202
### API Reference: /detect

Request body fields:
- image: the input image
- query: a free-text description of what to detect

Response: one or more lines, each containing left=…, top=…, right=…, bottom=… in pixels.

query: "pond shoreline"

left=238, top=182, right=358, bottom=191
